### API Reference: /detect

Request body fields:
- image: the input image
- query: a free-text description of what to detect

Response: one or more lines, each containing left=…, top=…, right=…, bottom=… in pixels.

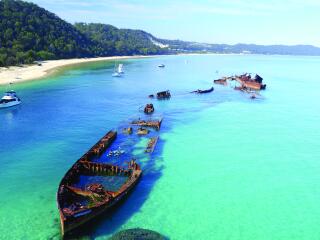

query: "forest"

left=0, top=0, right=167, bottom=67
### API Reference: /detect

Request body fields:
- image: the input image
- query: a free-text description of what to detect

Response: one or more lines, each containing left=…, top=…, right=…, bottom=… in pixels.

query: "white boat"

left=158, top=64, right=165, bottom=68
left=0, top=90, right=21, bottom=108
left=112, top=72, right=121, bottom=77
left=112, top=63, right=124, bottom=77
left=118, top=64, right=124, bottom=74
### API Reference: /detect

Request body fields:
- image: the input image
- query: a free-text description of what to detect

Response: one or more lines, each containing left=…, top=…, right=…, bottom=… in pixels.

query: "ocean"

left=0, top=54, right=320, bottom=240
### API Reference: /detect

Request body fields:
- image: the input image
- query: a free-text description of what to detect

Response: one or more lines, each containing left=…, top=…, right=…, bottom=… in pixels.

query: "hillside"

left=0, top=0, right=165, bottom=67
left=0, top=0, right=94, bottom=66
left=74, top=23, right=167, bottom=56
left=1, top=0, right=320, bottom=67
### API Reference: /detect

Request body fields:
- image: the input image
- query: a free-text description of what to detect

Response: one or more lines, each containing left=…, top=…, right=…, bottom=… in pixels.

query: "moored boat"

left=112, top=63, right=124, bottom=77
left=0, top=90, right=21, bottom=108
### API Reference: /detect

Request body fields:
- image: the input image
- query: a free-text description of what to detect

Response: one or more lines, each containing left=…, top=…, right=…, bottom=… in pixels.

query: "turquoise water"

left=1, top=54, right=320, bottom=240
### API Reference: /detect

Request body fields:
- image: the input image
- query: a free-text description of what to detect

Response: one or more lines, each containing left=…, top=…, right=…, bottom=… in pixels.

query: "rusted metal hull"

left=214, top=74, right=267, bottom=91
left=57, top=130, right=143, bottom=236
left=236, top=78, right=266, bottom=90
left=156, top=90, right=171, bottom=99
left=59, top=170, right=141, bottom=236
left=145, top=137, right=159, bottom=153
left=131, top=118, right=162, bottom=130
left=191, top=87, right=214, bottom=94
left=213, top=79, right=227, bottom=85
left=144, top=104, right=154, bottom=114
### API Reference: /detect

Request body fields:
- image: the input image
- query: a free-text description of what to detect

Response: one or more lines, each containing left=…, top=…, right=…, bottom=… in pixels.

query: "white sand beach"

left=0, top=55, right=150, bottom=85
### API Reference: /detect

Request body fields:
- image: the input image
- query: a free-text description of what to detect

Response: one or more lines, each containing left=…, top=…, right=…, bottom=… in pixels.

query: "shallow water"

left=0, top=54, right=320, bottom=240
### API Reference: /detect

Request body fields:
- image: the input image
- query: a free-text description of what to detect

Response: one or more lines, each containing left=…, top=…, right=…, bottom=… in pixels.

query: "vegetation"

left=0, top=0, right=94, bottom=66
left=1, top=0, right=320, bottom=67
left=75, top=23, right=167, bottom=56
left=0, top=0, right=167, bottom=67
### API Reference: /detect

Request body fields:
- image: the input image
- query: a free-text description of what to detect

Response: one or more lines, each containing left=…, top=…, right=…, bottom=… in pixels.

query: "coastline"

left=0, top=52, right=297, bottom=86
left=0, top=55, right=151, bottom=85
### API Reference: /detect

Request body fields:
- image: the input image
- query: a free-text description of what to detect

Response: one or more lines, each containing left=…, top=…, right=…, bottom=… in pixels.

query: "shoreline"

left=0, top=55, right=151, bottom=86
left=0, top=52, right=251, bottom=86
left=0, top=52, right=309, bottom=86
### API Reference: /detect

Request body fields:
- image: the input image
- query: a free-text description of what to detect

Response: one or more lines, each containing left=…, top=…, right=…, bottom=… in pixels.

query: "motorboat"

left=0, top=90, right=21, bottom=108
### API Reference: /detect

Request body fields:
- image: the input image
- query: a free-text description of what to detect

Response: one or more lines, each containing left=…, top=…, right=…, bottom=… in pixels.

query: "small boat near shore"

left=191, top=87, right=214, bottom=94
left=0, top=90, right=21, bottom=108
left=158, top=64, right=165, bottom=68
left=112, top=63, right=124, bottom=77
left=57, top=130, right=142, bottom=236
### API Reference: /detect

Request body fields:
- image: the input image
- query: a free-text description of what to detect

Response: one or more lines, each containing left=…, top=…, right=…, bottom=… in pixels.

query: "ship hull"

left=60, top=173, right=141, bottom=236
left=0, top=100, right=21, bottom=108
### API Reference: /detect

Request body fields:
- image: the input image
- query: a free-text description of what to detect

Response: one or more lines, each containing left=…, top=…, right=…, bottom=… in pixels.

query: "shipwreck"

left=56, top=131, right=142, bottom=236
left=214, top=73, right=266, bottom=91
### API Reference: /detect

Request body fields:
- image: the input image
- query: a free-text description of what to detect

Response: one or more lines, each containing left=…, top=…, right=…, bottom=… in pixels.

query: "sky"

left=28, top=0, right=320, bottom=47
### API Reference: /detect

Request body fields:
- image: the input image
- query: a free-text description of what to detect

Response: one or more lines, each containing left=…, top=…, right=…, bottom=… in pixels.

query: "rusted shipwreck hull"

left=235, top=74, right=266, bottom=90
left=145, top=137, right=159, bottom=153
left=56, top=131, right=142, bottom=236
left=213, top=78, right=228, bottom=85
left=191, top=87, right=214, bottom=94
left=131, top=118, right=162, bottom=130
left=144, top=103, right=154, bottom=114
left=214, top=74, right=266, bottom=91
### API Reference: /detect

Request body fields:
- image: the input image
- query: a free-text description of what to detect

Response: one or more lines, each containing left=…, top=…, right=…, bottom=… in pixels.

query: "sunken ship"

left=214, top=73, right=266, bottom=91
left=56, top=130, right=142, bottom=236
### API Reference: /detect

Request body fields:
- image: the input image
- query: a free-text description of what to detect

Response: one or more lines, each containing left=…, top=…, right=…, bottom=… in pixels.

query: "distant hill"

left=0, top=0, right=320, bottom=67
left=157, top=38, right=320, bottom=56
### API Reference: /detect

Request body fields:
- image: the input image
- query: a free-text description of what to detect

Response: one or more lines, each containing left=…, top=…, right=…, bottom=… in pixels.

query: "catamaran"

left=112, top=63, right=124, bottom=77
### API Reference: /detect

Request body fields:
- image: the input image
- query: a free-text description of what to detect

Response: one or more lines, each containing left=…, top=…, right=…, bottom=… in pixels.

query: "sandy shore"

left=0, top=55, right=151, bottom=85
